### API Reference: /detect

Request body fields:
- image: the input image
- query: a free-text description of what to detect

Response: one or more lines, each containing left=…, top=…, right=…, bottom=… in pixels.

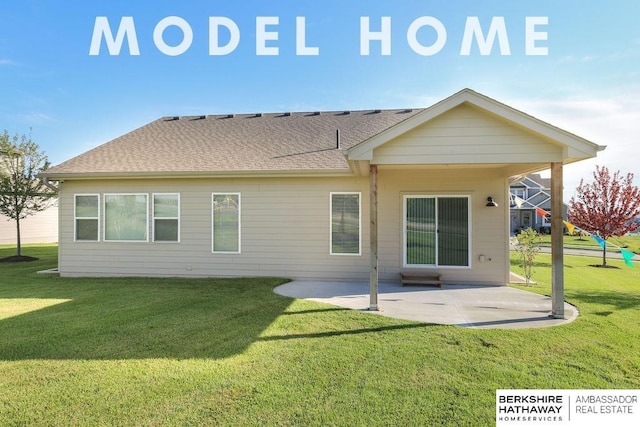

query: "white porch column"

left=551, top=162, right=565, bottom=318
left=369, top=164, right=379, bottom=310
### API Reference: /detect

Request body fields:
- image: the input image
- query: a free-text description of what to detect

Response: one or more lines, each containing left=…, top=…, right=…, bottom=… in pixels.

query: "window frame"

left=152, top=193, right=180, bottom=243
left=329, top=192, right=362, bottom=256
left=510, top=188, right=527, bottom=200
left=103, top=193, right=150, bottom=243
left=402, top=194, right=472, bottom=269
left=211, top=192, right=241, bottom=254
left=74, top=194, right=100, bottom=242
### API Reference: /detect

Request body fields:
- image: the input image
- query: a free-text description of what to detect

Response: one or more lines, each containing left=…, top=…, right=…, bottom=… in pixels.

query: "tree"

left=568, top=165, right=640, bottom=267
left=0, top=130, right=57, bottom=259
left=516, top=227, right=540, bottom=285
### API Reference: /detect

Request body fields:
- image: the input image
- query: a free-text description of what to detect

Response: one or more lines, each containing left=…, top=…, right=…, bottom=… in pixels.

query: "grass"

left=536, top=233, right=640, bottom=254
left=1, top=245, right=639, bottom=426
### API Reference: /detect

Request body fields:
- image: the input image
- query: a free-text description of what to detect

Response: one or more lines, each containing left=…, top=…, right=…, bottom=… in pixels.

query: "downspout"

left=41, top=176, right=59, bottom=192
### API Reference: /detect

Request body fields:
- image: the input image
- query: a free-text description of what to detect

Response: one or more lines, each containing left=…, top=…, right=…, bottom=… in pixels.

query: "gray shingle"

left=46, top=109, right=423, bottom=177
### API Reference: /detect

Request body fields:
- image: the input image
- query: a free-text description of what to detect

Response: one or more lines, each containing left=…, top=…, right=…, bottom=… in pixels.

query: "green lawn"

left=537, top=233, right=640, bottom=254
left=0, top=245, right=639, bottom=426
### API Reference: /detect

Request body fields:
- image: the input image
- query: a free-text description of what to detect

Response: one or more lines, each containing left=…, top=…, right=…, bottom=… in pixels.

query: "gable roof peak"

left=346, top=88, right=604, bottom=162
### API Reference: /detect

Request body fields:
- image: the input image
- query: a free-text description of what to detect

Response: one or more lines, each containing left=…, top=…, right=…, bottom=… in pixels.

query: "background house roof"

left=44, top=109, right=422, bottom=178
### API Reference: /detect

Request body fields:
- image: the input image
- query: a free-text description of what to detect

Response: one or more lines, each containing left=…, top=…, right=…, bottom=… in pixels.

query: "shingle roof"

left=45, top=109, right=423, bottom=178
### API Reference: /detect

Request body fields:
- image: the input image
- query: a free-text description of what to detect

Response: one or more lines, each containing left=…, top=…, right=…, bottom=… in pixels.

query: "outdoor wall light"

left=486, top=197, right=499, bottom=207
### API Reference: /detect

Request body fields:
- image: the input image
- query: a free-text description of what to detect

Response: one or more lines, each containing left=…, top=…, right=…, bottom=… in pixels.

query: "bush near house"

left=515, top=227, right=540, bottom=285
left=0, top=245, right=638, bottom=426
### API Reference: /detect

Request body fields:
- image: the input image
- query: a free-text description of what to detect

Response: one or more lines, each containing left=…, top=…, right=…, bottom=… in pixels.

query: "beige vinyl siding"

left=56, top=169, right=508, bottom=285
left=375, top=167, right=508, bottom=285
left=57, top=177, right=371, bottom=280
left=0, top=204, right=58, bottom=244
left=372, top=104, right=564, bottom=165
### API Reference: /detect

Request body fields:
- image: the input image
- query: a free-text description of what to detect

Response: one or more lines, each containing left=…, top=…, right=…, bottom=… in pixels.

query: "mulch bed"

left=588, top=264, right=620, bottom=269
left=0, top=255, right=39, bottom=263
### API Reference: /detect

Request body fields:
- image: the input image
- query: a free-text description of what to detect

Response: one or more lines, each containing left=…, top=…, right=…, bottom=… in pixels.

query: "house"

left=41, top=89, right=603, bottom=314
left=0, top=146, right=58, bottom=245
left=509, top=174, right=567, bottom=234
left=0, top=204, right=58, bottom=245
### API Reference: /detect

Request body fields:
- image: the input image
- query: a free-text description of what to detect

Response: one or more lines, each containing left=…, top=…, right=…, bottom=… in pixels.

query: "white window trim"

left=402, top=195, right=472, bottom=269
left=510, top=188, right=527, bottom=200
left=211, top=192, right=241, bottom=254
left=103, top=193, right=150, bottom=243
left=329, top=192, right=362, bottom=256
left=74, top=193, right=100, bottom=242
left=152, top=193, right=181, bottom=243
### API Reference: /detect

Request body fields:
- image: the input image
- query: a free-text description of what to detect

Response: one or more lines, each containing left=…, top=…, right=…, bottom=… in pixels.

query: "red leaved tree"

left=568, top=165, right=640, bottom=267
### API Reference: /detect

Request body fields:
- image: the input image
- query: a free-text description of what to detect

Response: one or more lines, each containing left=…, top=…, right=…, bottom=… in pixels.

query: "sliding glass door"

left=403, top=195, right=470, bottom=267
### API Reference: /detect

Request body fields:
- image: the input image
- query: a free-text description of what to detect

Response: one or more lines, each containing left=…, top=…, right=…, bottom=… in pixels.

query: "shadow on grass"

left=281, top=307, right=352, bottom=316
left=0, top=276, right=294, bottom=361
left=257, top=323, right=432, bottom=341
left=567, top=291, right=640, bottom=311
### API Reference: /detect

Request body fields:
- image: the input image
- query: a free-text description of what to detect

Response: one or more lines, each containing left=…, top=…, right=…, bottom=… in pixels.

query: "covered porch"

left=344, top=89, right=604, bottom=319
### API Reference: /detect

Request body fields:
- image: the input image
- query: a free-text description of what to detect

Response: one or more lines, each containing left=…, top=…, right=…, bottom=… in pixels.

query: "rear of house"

left=42, top=89, right=603, bottom=285
left=57, top=169, right=505, bottom=284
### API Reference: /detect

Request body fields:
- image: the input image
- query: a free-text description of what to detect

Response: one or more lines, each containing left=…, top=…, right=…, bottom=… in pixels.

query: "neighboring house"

left=41, top=89, right=603, bottom=287
left=0, top=151, right=58, bottom=245
left=0, top=204, right=58, bottom=245
left=509, top=174, right=568, bottom=234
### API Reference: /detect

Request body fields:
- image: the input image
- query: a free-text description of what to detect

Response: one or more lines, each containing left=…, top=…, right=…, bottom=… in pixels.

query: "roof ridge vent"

left=312, top=111, right=321, bottom=116
left=255, top=113, right=263, bottom=118
left=373, top=109, right=381, bottom=114
left=403, top=109, right=413, bottom=113
left=284, top=112, right=291, bottom=116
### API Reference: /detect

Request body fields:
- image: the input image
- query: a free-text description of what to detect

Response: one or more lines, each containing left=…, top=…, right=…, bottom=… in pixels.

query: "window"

left=403, top=195, right=470, bottom=267
left=510, top=188, right=526, bottom=200
left=330, top=192, right=361, bottom=255
left=212, top=193, right=240, bottom=253
left=74, top=194, right=99, bottom=241
left=104, top=194, right=149, bottom=242
left=153, top=193, right=180, bottom=242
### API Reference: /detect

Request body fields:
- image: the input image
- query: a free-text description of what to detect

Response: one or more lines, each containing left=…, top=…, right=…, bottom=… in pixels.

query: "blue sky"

left=1, top=1, right=638, bottom=199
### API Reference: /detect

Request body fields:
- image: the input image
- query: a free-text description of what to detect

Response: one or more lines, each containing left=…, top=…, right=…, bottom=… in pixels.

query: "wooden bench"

left=400, top=273, right=443, bottom=288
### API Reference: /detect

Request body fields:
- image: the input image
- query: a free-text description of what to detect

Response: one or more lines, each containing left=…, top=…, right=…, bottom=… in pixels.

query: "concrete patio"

left=274, top=279, right=578, bottom=329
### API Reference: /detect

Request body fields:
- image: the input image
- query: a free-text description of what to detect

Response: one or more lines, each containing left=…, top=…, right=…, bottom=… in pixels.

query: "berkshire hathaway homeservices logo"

left=497, top=390, right=640, bottom=426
